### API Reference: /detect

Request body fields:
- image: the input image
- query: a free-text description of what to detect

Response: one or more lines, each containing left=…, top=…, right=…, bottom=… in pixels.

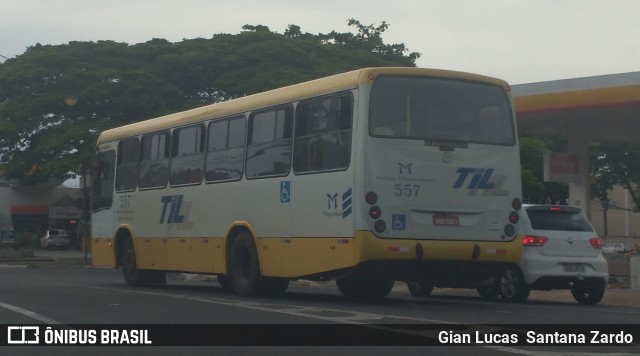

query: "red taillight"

left=590, top=238, right=602, bottom=249
left=369, top=206, right=381, bottom=219
left=549, top=207, right=563, bottom=211
left=509, top=211, right=520, bottom=224
left=522, top=235, right=548, bottom=247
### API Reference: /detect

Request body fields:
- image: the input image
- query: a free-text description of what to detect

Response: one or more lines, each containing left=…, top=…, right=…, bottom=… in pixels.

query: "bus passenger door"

left=290, top=171, right=355, bottom=274
left=291, top=94, right=355, bottom=240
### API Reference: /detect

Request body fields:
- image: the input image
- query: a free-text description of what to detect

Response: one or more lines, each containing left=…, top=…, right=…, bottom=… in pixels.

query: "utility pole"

left=602, top=199, right=613, bottom=237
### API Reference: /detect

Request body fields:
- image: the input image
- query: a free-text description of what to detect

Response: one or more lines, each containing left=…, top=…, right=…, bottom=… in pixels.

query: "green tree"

left=0, top=20, right=420, bottom=182
left=317, top=19, right=420, bottom=66
left=519, top=136, right=568, bottom=204
left=591, top=141, right=640, bottom=211
left=0, top=41, right=190, bottom=183
left=284, top=25, right=302, bottom=38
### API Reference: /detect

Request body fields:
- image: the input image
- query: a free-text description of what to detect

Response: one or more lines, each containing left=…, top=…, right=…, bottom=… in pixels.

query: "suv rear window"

left=526, top=209, right=594, bottom=232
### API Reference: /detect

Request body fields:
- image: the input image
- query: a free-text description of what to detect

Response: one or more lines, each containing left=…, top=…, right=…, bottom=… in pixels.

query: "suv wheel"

left=407, top=282, right=434, bottom=297
left=497, top=268, right=530, bottom=303
left=572, top=283, right=605, bottom=305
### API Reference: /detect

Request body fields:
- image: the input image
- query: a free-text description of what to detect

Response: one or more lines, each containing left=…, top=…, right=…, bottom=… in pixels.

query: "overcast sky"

left=1, top=0, right=639, bottom=84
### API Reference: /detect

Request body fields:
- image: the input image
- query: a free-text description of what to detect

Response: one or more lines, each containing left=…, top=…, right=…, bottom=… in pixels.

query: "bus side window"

left=139, top=132, right=170, bottom=189
left=293, top=95, right=352, bottom=173
left=246, top=107, right=293, bottom=179
left=206, top=117, right=245, bottom=182
left=115, top=138, right=139, bottom=192
left=170, top=125, right=204, bottom=186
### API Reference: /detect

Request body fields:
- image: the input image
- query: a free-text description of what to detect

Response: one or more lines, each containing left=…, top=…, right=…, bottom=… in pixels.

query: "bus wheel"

left=476, top=286, right=499, bottom=301
left=571, top=282, right=605, bottom=305
left=121, top=238, right=146, bottom=286
left=336, top=271, right=394, bottom=300
left=217, top=275, right=233, bottom=290
left=497, top=268, right=530, bottom=303
left=407, top=281, right=434, bottom=297
left=259, top=277, right=290, bottom=297
left=229, top=232, right=262, bottom=296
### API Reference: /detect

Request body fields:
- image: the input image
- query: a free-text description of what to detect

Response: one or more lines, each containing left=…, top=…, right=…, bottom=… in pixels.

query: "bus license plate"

left=563, top=264, right=586, bottom=272
left=433, top=214, right=460, bottom=226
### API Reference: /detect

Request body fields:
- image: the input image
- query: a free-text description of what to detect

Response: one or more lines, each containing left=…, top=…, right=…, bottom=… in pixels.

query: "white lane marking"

left=0, top=300, right=63, bottom=324
left=16, top=280, right=639, bottom=355
left=80, top=286, right=606, bottom=355
left=86, top=285, right=452, bottom=324
left=21, top=278, right=452, bottom=324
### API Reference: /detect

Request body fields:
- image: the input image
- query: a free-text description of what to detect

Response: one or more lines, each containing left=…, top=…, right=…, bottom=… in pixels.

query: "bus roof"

left=97, top=67, right=508, bottom=145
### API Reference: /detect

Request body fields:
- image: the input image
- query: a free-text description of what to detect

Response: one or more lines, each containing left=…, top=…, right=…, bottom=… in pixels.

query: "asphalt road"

left=1, top=263, right=639, bottom=355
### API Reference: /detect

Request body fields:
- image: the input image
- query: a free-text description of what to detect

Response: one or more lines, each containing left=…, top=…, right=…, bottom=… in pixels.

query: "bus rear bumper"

left=349, top=231, right=523, bottom=286
left=354, top=231, right=522, bottom=263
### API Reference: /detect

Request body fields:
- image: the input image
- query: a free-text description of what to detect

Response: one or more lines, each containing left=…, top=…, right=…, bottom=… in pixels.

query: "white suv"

left=498, top=204, right=609, bottom=305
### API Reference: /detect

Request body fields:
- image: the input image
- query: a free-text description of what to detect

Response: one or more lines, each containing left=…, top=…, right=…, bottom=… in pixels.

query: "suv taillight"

left=522, top=235, right=548, bottom=247
left=590, top=238, right=603, bottom=249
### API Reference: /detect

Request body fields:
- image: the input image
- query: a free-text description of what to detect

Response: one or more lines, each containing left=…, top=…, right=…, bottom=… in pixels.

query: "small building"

left=0, top=176, right=85, bottom=247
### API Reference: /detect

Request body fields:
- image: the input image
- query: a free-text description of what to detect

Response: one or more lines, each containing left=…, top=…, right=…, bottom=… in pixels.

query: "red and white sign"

left=544, top=152, right=580, bottom=183
left=433, top=214, right=460, bottom=226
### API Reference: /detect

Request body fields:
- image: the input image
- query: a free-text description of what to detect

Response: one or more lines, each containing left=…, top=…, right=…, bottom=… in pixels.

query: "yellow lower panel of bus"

left=353, top=231, right=522, bottom=264
left=91, top=238, right=116, bottom=267
left=258, top=232, right=521, bottom=278
left=258, top=237, right=356, bottom=278
left=135, top=237, right=225, bottom=273
left=92, top=232, right=522, bottom=278
left=91, top=237, right=226, bottom=274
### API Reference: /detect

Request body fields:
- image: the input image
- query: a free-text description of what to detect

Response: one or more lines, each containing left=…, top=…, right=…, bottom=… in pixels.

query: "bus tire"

left=121, top=237, right=149, bottom=286
left=336, top=271, right=394, bottom=300
left=497, top=267, right=530, bottom=303
left=476, top=286, right=499, bottom=301
left=259, top=277, right=290, bottom=297
left=407, top=281, right=434, bottom=297
left=217, top=275, right=233, bottom=290
left=229, top=232, right=262, bottom=297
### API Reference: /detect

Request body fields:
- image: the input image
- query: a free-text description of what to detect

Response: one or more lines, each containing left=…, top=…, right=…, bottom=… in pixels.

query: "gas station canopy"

left=512, top=71, right=640, bottom=144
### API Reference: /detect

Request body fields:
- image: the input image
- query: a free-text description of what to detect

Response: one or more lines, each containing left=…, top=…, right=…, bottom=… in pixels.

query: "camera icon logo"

left=7, top=326, right=40, bottom=344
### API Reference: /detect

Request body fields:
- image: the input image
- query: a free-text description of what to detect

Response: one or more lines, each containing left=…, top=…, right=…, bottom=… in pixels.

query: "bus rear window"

left=369, top=76, right=515, bottom=146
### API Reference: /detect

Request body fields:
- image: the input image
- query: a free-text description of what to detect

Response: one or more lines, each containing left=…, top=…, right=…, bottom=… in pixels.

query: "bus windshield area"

left=369, top=76, right=516, bottom=146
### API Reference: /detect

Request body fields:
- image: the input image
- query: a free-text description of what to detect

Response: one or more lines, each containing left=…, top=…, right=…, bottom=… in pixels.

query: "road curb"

left=0, top=257, right=56, bottom=263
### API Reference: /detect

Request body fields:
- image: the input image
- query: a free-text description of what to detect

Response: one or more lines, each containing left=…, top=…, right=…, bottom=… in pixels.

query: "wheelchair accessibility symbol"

left=392, top=214, right=406, bottom=230
left=280, top=181, right=291, bottom=203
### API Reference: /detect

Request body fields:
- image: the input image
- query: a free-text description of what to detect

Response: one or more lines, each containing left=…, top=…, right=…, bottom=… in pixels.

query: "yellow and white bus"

left=91, top=67, right=524, bottom=299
